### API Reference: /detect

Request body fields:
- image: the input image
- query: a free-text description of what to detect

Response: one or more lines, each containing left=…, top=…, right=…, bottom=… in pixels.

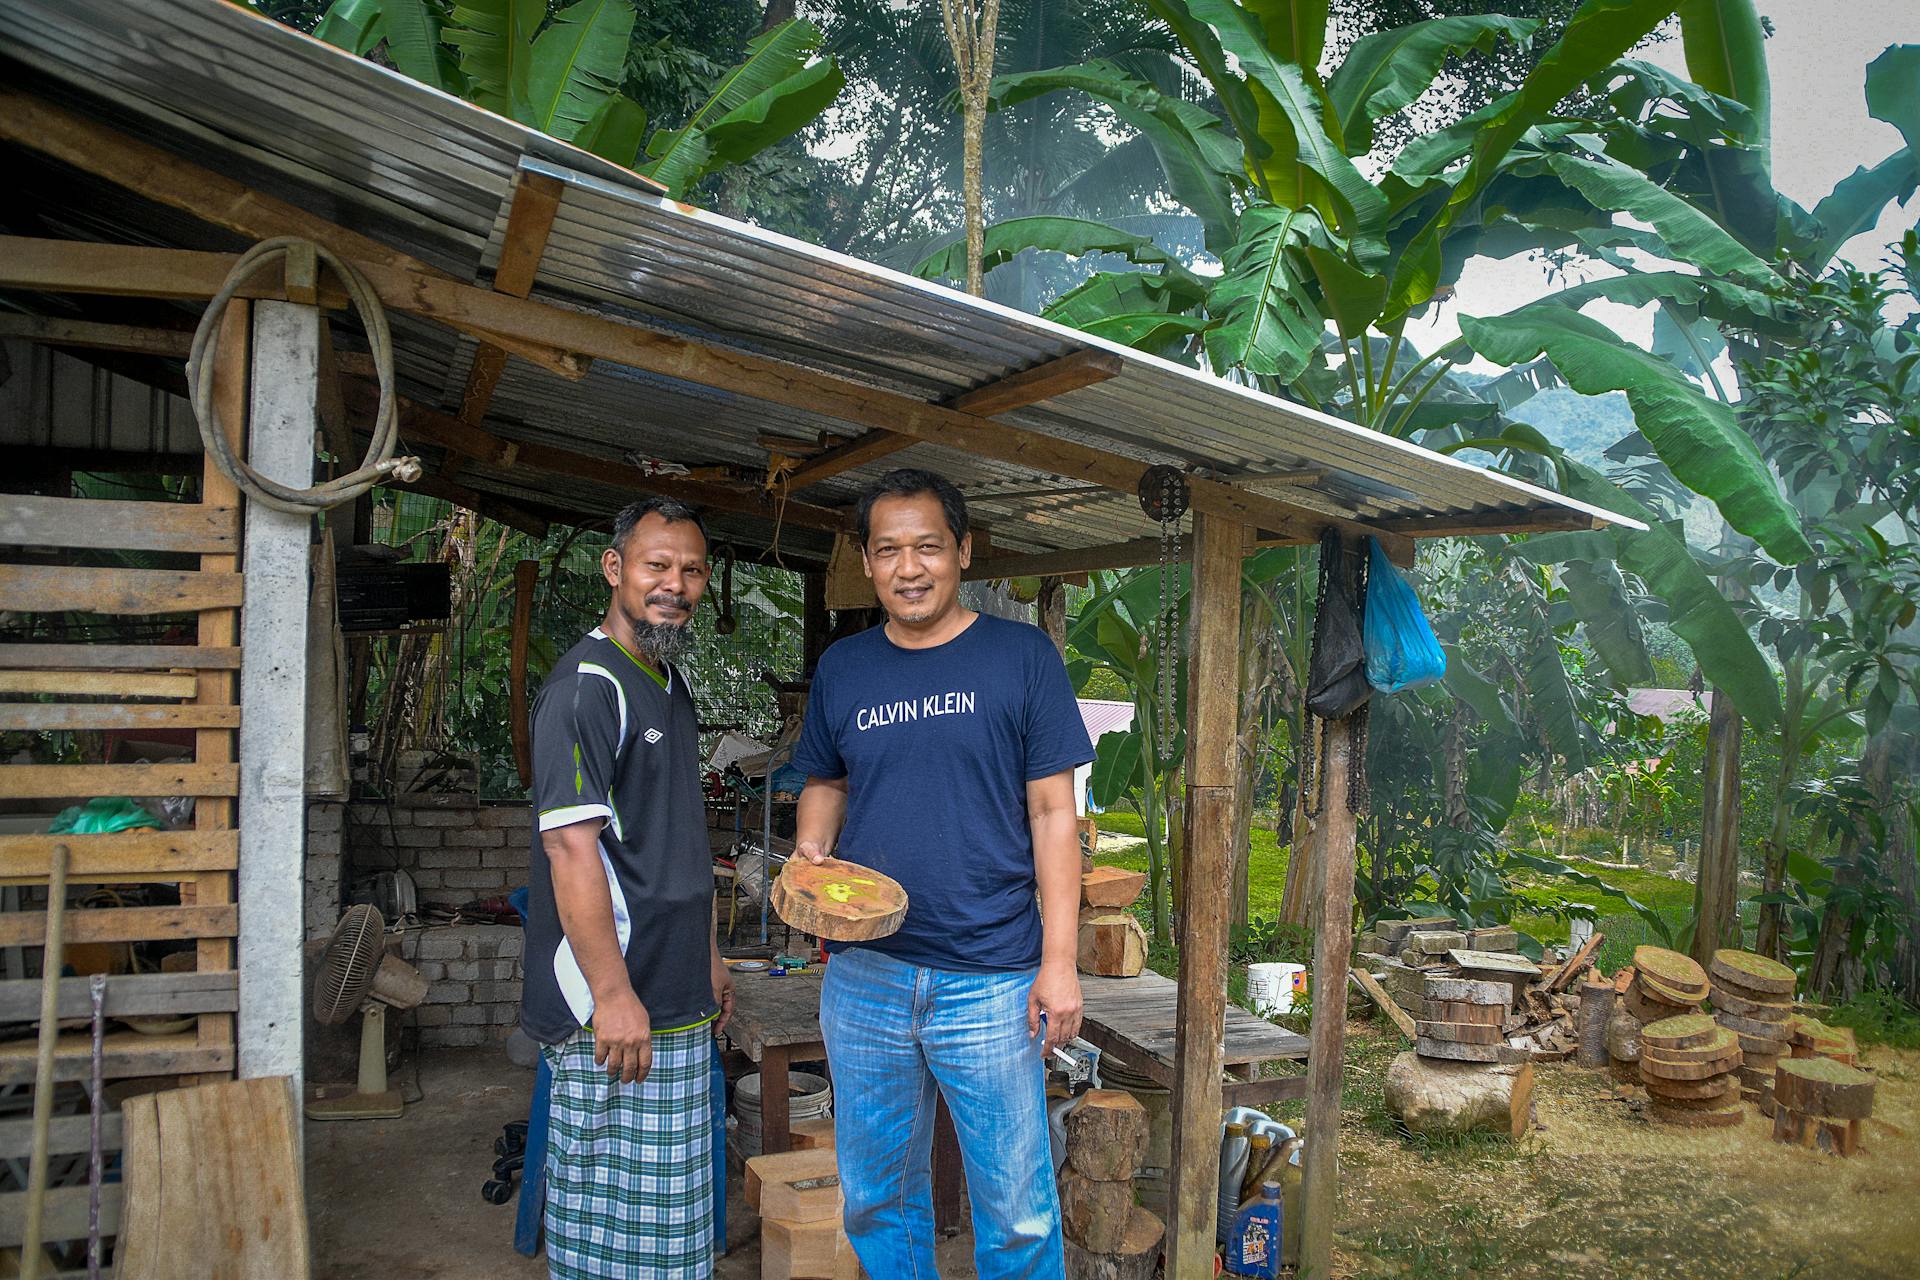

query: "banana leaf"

left=1865, top=44, right=1919, bottom=156
left=1807, top=148, right=1920, bottom=269
left=446, top=0, right=544, bottom=118
left=913, top=215, right=1195, bottom=283
left=642, top=18, right=826, bottom=195
left=525, top=0, right=634, bottom=141
left=1561, top=557, right=1656, bottom=685
left=1204, top=203, right=1327, bottom=380
left=573, top=94, right=647, bottom=167
left=1545, top=152, right=1781, bottom=285
left=1676, top=0, right=1770, bottom=153
left=1460, top=308, right=1811, bottom=565
left=1328, top=15, right=1537, bottom=153
left=698, top=56, right=845, bottom=166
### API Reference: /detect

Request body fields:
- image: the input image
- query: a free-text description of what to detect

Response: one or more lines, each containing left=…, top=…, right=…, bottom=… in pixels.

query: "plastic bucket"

left=731, top=1070, right=832, bottom=1158
left=1247, top=962, right=1306, bottom=1016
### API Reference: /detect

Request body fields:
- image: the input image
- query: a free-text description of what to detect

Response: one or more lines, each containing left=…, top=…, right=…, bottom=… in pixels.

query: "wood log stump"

left=770, top=857, right=907, bottom=941
left=1081, top=866, right=1148, bottom=909
left=1064, top=1206, right=1163, bottom=1280
left=1063, top=1091, right=1149, bottom=1181
left=1076, top=910, right=1148, bottom=977
left=1639, top=1012, right=1721, bottom=1051
left=1774, top=1058, right=1876, bottom=1120
left=1059, top=1166, right=1136, bottom=1253
left=1607, top=1008, right=1643, bottom=1065
left=1575, top=978, right=1615, bottom=1069
left=1383, top=1051, right=1533, bottom=1139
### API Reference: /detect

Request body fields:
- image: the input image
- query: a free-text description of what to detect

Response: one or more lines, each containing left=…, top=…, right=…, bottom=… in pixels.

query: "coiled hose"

left=186, top=236, right=421, bottom=514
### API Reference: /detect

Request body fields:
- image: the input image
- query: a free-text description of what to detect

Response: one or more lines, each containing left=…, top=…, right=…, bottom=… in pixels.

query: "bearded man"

left=518, top=495, right=734, bottom=1279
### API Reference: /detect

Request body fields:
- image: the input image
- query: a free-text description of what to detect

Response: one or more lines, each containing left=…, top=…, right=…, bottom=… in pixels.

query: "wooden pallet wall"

left=0, top=306, right=253, bottom=1262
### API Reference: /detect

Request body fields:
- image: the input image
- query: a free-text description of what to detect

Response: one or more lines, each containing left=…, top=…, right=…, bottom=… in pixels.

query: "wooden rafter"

left=457, top=171, right=566, bottom=428
left=400, top=471, right=550, bottom=538
left=0, top=238, right=1445, bottom=553
left=0, top=87, right=589, bottom=380
left=782, top=350, right=1126, bottom=492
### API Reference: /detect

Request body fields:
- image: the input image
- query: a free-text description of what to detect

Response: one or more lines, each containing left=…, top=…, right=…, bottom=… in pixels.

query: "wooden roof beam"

left=782, top=350, right=1125, bottom=492
left=455, top=171, right=566, bottom=433
left=400, top=471, right=550, bottom=537
left=0, top=236, right=1456, bottom=555
left=0, top=87, right=590, bottom=381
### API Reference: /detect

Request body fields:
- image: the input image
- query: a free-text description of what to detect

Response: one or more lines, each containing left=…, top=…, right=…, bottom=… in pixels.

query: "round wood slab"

left=1634, top=946, right=1709, bottom=1000
left=1641, top=1013, right=1721, bottom=1051
left=1647, top=1099, right=1745, bottom=1128
left=1624, top=981, right=1697, bottom=1024
left=1707, top=986, right=1791, bottom=1020
left=1717, top=1009, right=1793, bottom=1041
left=1638, top=968, right=1710, bottom=1007
left=771, top=856, right=908, bottom=941
left=1774, top=1057, right=1876, bottom=1120
left=1415, top=1019, right=1504, bottom=1046
left=1415, top=1036, right=1503, bottom=1063
left=1708, top=949, right=1796, bottom=996
left=1642, top=1071, right=1740, bottom=1101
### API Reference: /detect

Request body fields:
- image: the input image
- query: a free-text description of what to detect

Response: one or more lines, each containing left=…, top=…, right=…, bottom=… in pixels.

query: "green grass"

left=1827, top=989, right=1920, bottom=1050
left=1092, top=811, right=1293, bottom=916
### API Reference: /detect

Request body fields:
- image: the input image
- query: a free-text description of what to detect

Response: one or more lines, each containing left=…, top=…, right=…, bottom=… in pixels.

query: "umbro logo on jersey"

left=643, top=728, right=664, bottom=744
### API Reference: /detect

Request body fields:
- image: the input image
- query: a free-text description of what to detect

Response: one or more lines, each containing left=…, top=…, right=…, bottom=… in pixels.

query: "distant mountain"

left=1449, top=375, right=1635, bottom=469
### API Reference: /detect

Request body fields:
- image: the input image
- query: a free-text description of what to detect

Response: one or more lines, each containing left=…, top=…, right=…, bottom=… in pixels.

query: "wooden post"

left=802, top=571, right=829, bottom=678
left=1166, top=510, right=1243, bottom=1275
left=1299, top=704, right=1361, bottom=1279
left=236, top=301, right=316, bottom=1099
left=509, top=559, right=539, bottom=789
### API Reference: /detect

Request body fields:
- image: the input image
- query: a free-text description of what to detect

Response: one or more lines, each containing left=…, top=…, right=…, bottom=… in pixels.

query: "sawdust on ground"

left=1330, top=1025, right=1920, bottom=1279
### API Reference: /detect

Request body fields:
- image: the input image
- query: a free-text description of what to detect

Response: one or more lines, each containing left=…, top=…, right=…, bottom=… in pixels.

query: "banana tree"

left=312, top=1, right=843, bottom=185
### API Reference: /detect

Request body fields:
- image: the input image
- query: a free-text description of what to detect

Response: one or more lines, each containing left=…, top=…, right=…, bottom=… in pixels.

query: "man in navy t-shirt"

left=793, top=468, right=1094, bottom=1279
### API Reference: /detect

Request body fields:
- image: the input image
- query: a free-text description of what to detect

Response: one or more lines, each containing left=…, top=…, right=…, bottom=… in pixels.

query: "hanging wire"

left=186, top=236, right=421, bottom=513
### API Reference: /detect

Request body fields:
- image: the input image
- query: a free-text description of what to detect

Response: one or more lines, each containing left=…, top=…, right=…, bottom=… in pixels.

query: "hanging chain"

left=1138, top=466, right=1190, bottom=767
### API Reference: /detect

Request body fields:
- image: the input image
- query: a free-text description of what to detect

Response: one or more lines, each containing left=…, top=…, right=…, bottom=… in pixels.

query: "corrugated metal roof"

left=0, top=0, right=1633, bottom=563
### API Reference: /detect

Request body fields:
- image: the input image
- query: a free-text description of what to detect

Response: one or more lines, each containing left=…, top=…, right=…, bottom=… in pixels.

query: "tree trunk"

left=937, top=0, right=1002, bottom=299
left=1229, top=595, right=1276, bottom=933
left=758, top=0, right=796, bottom=34
left=1811, top=729, right=1904, bottom=999
left=1278, top=714, right=1315, bottom=928
left=1692, top=685, right=1744, bottom=965
left=1887, top=731, right=1920, bottom=999
left=1039, top=575, right=1067, bottom=654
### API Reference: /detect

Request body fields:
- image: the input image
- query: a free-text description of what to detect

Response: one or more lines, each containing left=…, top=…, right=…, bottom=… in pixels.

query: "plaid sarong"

left=543, top=1019, right=716, bottom=1279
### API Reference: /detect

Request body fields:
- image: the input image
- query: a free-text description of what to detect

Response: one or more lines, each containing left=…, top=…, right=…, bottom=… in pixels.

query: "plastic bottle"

left=1223, top=1181, right=1285, bottom=1277
left=1216, top=1122, right=1249, bottom=1243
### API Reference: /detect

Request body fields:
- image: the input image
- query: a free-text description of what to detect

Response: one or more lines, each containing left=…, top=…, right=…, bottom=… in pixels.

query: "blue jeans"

left=819, top=946, right=1061, bottom=1280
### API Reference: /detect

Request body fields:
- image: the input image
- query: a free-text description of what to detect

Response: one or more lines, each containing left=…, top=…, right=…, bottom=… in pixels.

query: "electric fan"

left=306, top=904, right=427, bottom=1121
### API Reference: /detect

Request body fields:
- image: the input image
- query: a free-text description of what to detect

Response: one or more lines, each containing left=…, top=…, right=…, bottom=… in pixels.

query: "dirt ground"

left=307, top=1031, right=1920, bottom=1278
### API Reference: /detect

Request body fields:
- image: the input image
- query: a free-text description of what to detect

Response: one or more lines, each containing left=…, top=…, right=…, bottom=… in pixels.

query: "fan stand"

left=306, top=1002, right=403, bottom=1121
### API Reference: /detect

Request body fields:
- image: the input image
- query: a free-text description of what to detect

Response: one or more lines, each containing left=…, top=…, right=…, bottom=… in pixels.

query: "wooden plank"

left=946, top=350, right=1124, bottom=415
left=1548, top=929, right=1607, bottom=992
left=399, top=470, right=550, bottom=538
left=0, top=671, right=197, bottom=699
left=0, top=763, right=238, bottom=800
left=0, top=831, right=239, bottom=884
left=0, top=237, right=1462, bottom=551
left=458, top=171, right=567, bottom=427
left=193, top=300, right=244, bottom=1069
left=0, top=495, right=239, bottom=553
left=1300, top=705, right=1362, bottom=1280
left=1351, top=966, right=1418, bottom=1040
left=0, top=565, right=242, bottom=616
left=0, top=1032, right=231, bottom=1085
left=0, top=904, right=237, bottom=947
left=0, top=1184, right=121, bottom=1249
left=0, top=88, right=588, bottom=381
left=0, top=1112, right=124, bottom=1160
left=0, top=704, right=240, bottom=732
left=0, top=644, right=241, bottom=670
left=1166, top=509, right=1243, bottom=1277
left=781, top=427, right=917, bottom=491
left=0, top=312, right=377, bottom=383
left=0, top=971, right=239, bottom=1021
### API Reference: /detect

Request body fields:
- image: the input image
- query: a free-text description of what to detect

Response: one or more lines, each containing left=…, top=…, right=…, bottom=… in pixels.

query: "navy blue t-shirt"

left=792, top=613, right=1095, bottom=972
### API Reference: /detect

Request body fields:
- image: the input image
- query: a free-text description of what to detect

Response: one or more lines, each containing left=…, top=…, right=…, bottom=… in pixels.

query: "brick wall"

left=306, top=799, right=535, bottom=1047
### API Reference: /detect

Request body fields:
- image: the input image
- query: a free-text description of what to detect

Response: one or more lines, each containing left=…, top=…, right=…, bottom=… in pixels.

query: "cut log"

left=1706, top=985, right=1791, bottom=1020
left=1081, top=867, right=1148, bottom=909
left=1383, top=1051, right=1533, bottom=1139
left=1063, top=1091, right=1148, bottom=1182
left=1637, top=1026, right=1739, bottom=1064
left=1632, top=946, right=1709, bottom=1001
left=1624, top=978, right=1697, bottom=1024
left=1709, top=949, right=1797, bottom=997
left=1774, top=1058, right=1876, bottom=1121
left=1640, top=1014, right=1724, bottom=1051
left=1414, top=1020, right=1502, bottom=1045
left=1639, top=969, right=1710, bottom=1007
left=1548, top=928, right=1607, bottom=992
left=1647, top=1099, right=1745, bottom=1128
left=1430, top=998, right=1506, bottom=1027
left=771, top=857, right=908, bottom=942
left=1059, top=1166, right=1136, bottom=1253
left=759, top=1169, right=843, bottom=1225
left=1607, top=1010, right=1643, bottom=1064
left=1076, top=910, right=1148, bottom=978
left=1575, top=979, right=1616, bottom=1069
left=1064, top=1205, right=1163, bottom=1280
left=1716, top=1008, right=1794, bottom=1040
left=1415, top=1036, right=1502, bottom=1063
left=1638, top=1051, right=1742, bottom=1082
left=1731, top=1030, right=1788, bottom=1060
left=1642, top=1071, right=1739, bottom=1101
left=1423, top=975, right=1510, bottom=1006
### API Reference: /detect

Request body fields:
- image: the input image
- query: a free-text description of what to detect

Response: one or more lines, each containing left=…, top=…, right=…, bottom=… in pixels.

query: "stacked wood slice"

left=1637, top=1015, right=1744, bottom=1128
left=1414, top=975, right=1512, bottom=1063
left=1706, top=949, right=1796, bottom=1112
left=747, top=1147, right=857, bottom=1280
left=1771, top=1056, right=1876, bottom=1156
left=1060, top=1091, right=1162, bottom=1280
left=1786, top=1013, right=1859, bottom=1066
left=1078, top=869, right=1149, bottom=977
left=1623, top=946, right=1709, bottom=1023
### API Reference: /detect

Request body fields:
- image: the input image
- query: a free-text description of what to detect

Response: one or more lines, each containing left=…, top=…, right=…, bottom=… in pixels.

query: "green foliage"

left=1826, top=989, right=1920, bottom=1050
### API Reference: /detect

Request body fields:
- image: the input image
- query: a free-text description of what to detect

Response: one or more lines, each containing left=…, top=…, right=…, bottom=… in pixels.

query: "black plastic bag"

left=1306, top=532, right=1371, bottom=720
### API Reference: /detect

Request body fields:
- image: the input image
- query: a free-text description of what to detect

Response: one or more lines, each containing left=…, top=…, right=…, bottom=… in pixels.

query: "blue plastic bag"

left=1363, top=538, right=1445, bottom=693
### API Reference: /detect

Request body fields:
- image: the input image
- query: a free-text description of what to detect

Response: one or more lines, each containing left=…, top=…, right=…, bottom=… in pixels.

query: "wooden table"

left=726, top=968, right=966, bottom=1233
left=1079, top=971, right=1311, bottom=1107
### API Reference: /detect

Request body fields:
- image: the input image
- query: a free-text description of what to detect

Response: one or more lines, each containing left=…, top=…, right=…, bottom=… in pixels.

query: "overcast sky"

left=1415, top=2, right=1920, bottom=359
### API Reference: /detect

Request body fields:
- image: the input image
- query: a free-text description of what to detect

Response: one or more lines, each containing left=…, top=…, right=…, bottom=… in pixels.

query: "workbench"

left=725, top=968, right=967, bottom=1232
left=1080, top=971, right=1311, bottom=1107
